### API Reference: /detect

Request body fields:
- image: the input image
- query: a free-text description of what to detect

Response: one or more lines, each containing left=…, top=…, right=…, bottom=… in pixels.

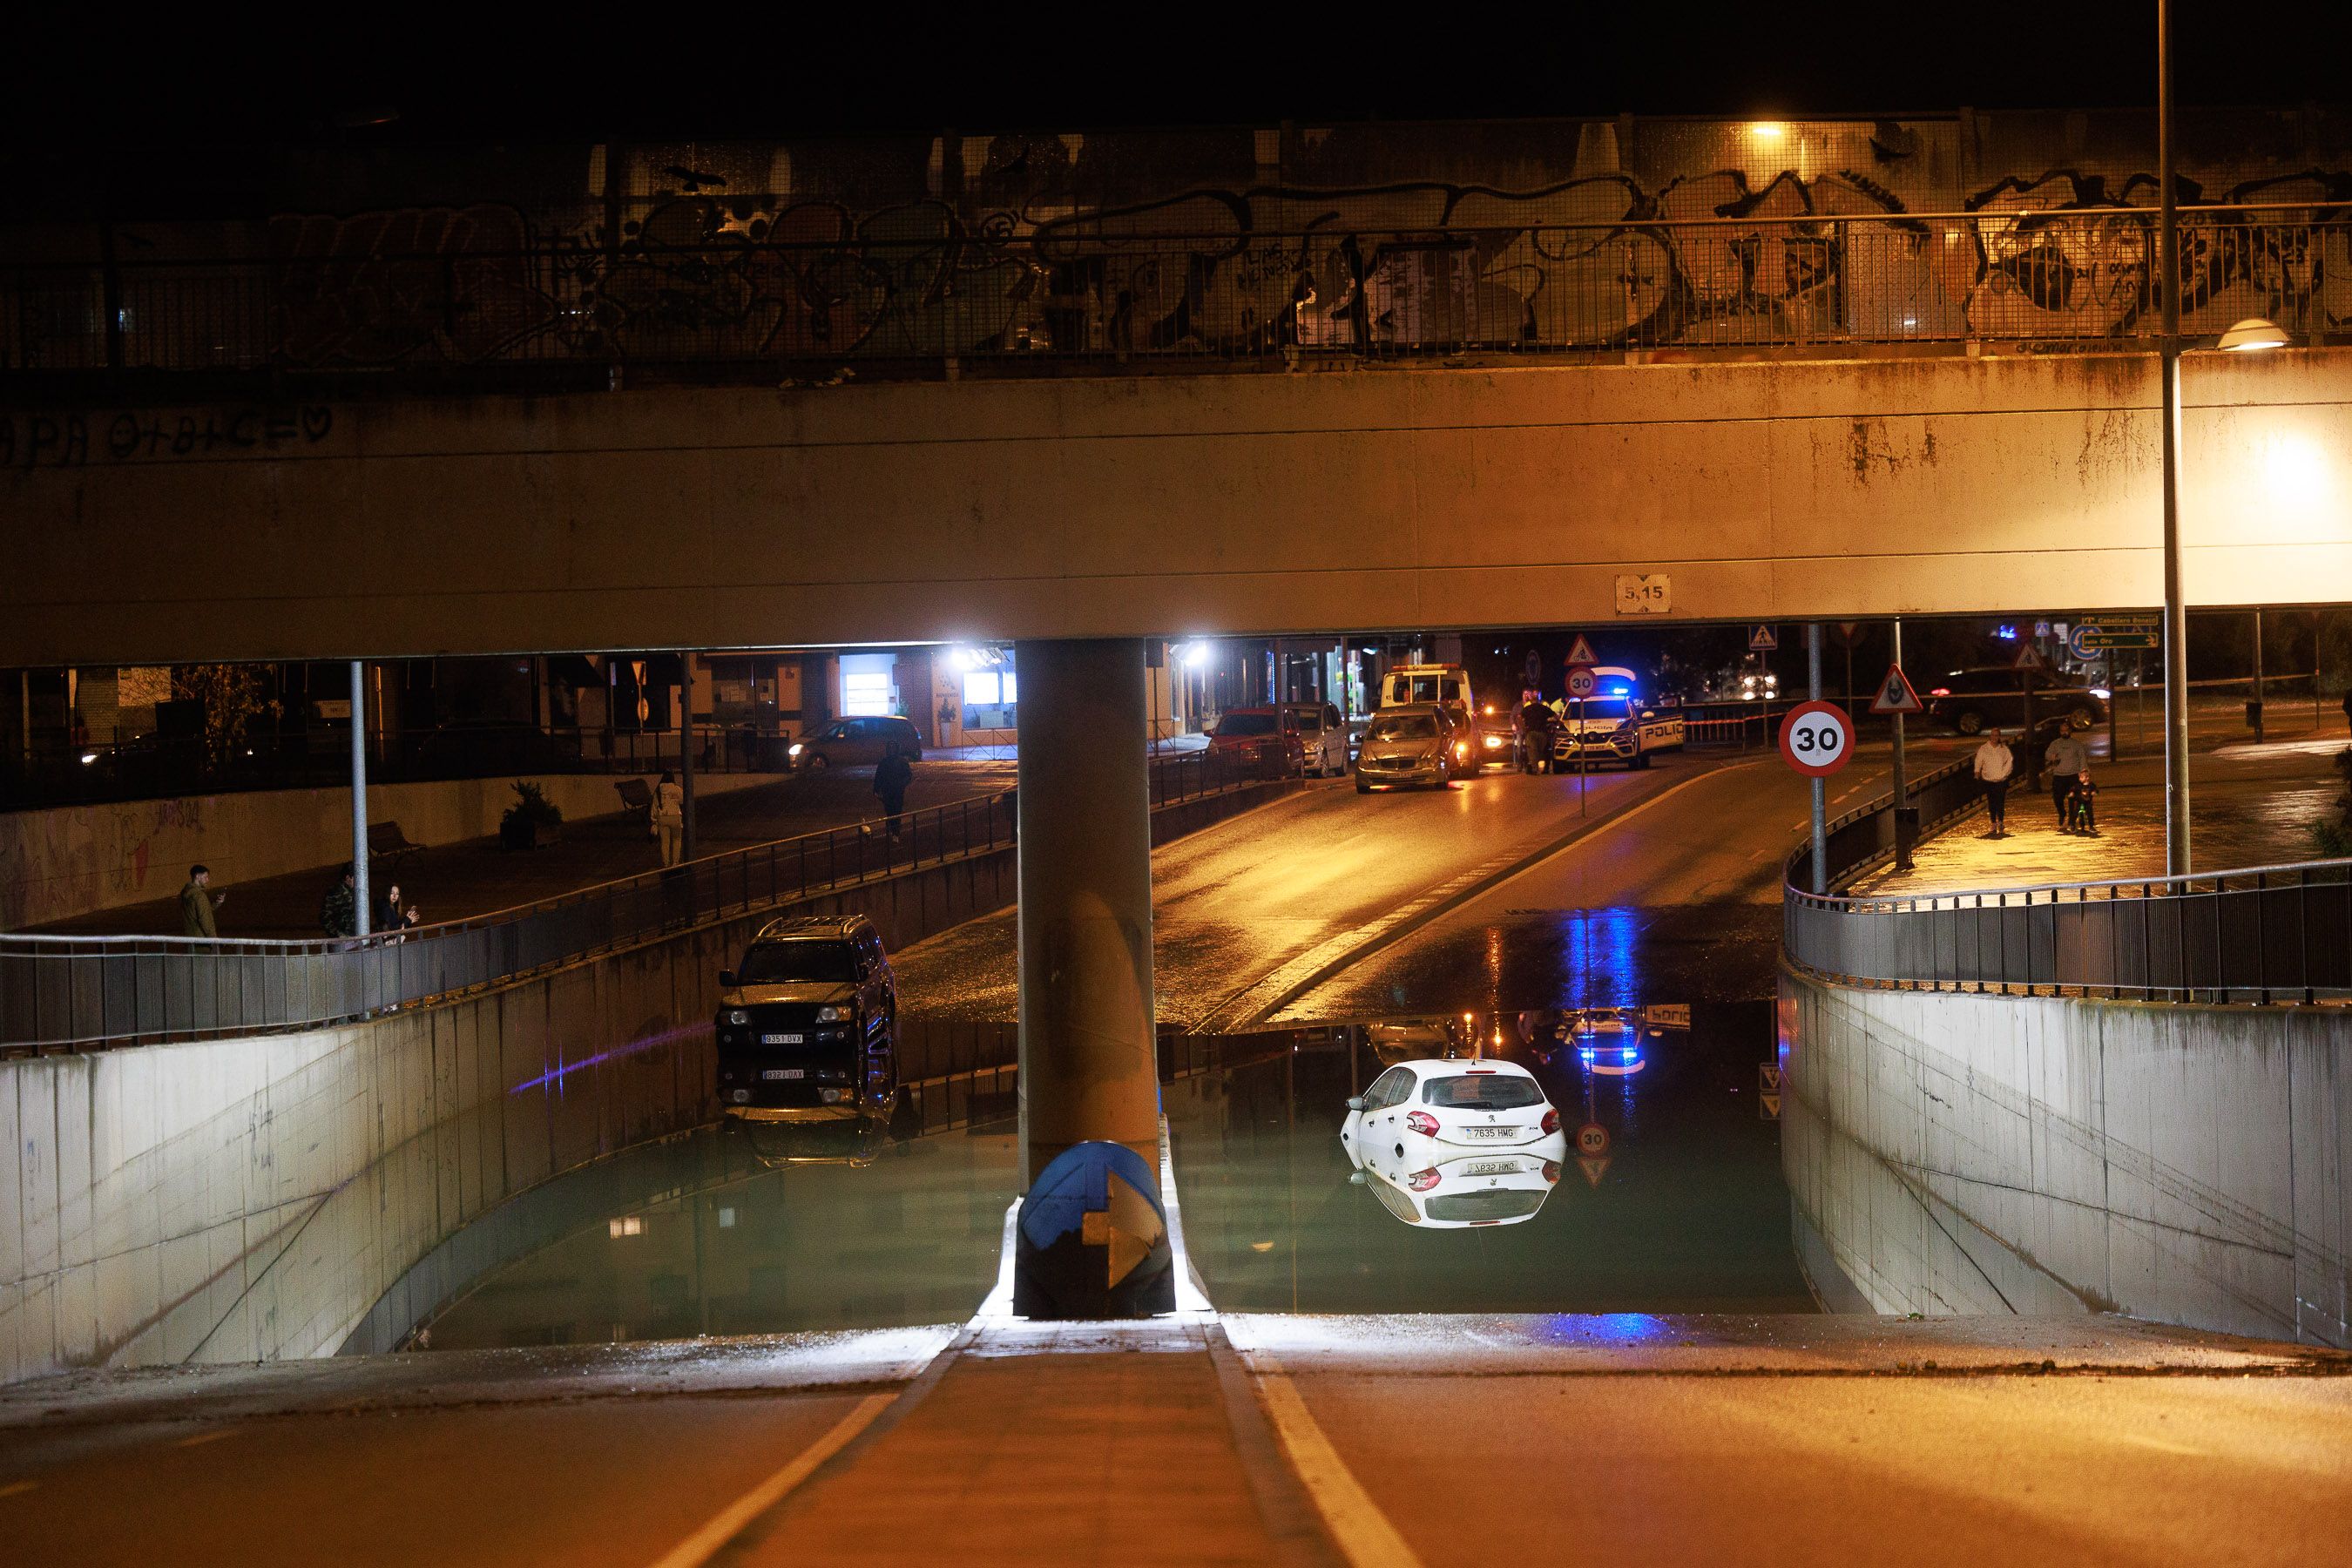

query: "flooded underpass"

left=390, top=986, right=1811, bottom=1353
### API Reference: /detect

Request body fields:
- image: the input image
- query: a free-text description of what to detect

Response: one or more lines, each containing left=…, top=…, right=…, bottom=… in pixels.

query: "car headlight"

left=724, top=1009, right=749, bottom=1025
left=816, top=1005, right=849, bottom=1022
left=1483, top=734, right=1504, bottom=748
left=787, top=742, right=804, bottom=756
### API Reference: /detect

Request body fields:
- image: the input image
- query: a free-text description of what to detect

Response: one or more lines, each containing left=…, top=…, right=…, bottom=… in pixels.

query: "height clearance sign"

left=1778, top=700, right=1855, bottom=777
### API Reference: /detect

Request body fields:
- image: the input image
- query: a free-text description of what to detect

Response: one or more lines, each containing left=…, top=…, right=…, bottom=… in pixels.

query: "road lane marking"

left=176, top=1428, right=240, bottom=1448
left=1244, top=1351, right=1422, bottom=1568
left=0, top=1480, right=37, bottom=1498
left=645, top=1394, right=896, bottom=1568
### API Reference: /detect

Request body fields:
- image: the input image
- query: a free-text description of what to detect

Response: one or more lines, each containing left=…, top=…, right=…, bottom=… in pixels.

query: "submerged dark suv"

left=714, top=914, right=897, bottom=1117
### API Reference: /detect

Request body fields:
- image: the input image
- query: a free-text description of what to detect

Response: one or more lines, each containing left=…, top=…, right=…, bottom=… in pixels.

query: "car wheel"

left=1954, top=709, right=1985, bottom=736
left=805, top=752, right=830, bottom=770
left=2071, top=706, right=2099, bottom=732
left=1634, top=751, right=1652, bottom=769
left=1355, top=776, right=1372, bottom=794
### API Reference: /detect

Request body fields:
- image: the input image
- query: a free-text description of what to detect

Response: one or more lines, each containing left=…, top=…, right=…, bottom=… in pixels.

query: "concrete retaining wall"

left=0, top=779, right=1283, bottom=1383
left=1, top=771, right=781, bottom=931
left=1781, top=970, right=2351, bottom=1348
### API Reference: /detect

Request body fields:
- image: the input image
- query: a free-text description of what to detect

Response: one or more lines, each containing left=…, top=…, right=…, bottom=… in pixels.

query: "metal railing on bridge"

left=0, top=746, right=1270, bottom=1052
left=6, top=205, right=2341, bottom=384
left=1782, top=758, right=2352, bottom=1004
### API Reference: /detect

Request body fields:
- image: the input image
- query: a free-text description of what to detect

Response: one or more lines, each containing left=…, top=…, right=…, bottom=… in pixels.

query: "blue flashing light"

left=1995, top=625, right=2018, bottom=640
left=1605, top=684, right=1630, bottom=696
left=1620, top=1047, right=1636, bottom=1062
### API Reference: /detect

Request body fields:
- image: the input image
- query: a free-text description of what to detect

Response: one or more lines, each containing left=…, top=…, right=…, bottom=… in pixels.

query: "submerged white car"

left=1339, top=1058, right=1568, bottom=1227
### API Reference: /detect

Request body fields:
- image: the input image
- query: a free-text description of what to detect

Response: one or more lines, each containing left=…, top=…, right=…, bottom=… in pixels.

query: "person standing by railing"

left=652, top=770, right=686, bottom=866
left=179, top=864, right=223, bottom=937
left=1973, top=727, right=2015, bottom=839
left=874, top=742, right=913, bottom=842
left=320, top=863, right=359, bottom=937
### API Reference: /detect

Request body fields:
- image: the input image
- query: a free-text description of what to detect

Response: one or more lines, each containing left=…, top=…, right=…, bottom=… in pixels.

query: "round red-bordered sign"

left=1575, top=1122, right=1610, bottom=1157
left=1777, top=700, right=1855, bottom=778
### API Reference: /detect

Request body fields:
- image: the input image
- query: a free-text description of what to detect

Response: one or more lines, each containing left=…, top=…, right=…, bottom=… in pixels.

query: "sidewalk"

left=1851, top=739, right=2342, bottom=896
left=34, top=761, right=1017, bottom=939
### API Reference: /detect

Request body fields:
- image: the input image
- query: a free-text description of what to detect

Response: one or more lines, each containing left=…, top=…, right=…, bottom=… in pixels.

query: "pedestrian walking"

left=652, top=770, right=685, bottom=867
left=2066, top=770, right=2100, bottom=836
left=874, top=742, right=913, bottom=841
left=1519, top=696, right=1555, bottom=774
left=179, top=864, right=223, bottom=938
left=1973, top=727, right=2016, bottom=837
left=320, top=862, right=359, bottom=938
left=2044, top=727, right=2090, bottom=827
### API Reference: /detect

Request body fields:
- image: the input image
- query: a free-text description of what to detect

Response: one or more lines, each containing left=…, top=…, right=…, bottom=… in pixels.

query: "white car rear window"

left=1423, top=1073, right=1544, bottom=1110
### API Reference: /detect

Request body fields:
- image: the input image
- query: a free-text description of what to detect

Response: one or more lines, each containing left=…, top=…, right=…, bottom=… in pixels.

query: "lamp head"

left=2218, top=316, right=2288, bottom=352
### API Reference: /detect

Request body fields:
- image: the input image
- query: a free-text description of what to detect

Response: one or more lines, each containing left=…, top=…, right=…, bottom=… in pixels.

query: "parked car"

left=1206, top=706, right=1305, bottom=777
left=1339, top=1058, right=1567, bottom=1228
left=788, top=714, right=924, bottom=770
left=1379, top=663, right=1476, bottom=728
left=1283, top=701, right=1350, bottom=776
left=1925, top=669, right=2108, bottom=736
left=1354, top=704, right=1469, bottom=792
left=1471, top=704, right=1520, bottom=770
left=713, top=915, right=897, bottom=1116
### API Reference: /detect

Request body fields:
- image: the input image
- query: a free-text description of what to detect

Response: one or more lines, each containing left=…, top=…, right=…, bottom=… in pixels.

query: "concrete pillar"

left=1015, top=638, right=1159, bottom=1188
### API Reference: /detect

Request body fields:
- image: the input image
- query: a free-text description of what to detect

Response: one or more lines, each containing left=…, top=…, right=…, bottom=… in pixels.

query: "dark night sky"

left=10, top=5, right=2349, bottom=149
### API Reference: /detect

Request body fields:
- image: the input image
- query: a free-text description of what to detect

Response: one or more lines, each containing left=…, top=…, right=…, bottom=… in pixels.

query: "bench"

left=367, top=821, right=422, bottom=879
left=614, top=777, right=653, bottom=827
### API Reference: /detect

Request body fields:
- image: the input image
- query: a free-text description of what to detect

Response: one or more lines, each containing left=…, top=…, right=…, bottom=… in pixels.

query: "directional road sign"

left=1748, top=625, right=1780, bottom=652
left=1778, top=700, right=1855, bottom=777
left=2074, top=613, right=2161, bottom=652
left=1869, top=663, right=1924, bottom=715
left=1564, top=633, right=1600, bottom=668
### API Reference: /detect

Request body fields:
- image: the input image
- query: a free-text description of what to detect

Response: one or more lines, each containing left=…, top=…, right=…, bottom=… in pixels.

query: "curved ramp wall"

left=1781, top=969, right=2350, bottom=1348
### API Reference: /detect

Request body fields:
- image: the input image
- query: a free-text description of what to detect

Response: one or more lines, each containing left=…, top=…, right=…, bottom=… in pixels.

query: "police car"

left=1551, top=668, right=1686, bottom=770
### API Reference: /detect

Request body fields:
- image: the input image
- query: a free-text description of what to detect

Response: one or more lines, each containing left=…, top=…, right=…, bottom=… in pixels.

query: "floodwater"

left=413, top=1000, right=1808, bottom=1352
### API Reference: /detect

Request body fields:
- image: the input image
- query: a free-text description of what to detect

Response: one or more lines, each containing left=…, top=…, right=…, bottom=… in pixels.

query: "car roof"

left=1401, top=1058, right=1538, bottom=1079
left=1219, top=705, right=1280, bottom=715
left=751, top=914, right=869, bottom=943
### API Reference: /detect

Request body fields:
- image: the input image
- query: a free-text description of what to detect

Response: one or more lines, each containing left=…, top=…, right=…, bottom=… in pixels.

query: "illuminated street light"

left=2217, top=316, right=2288, bottom=352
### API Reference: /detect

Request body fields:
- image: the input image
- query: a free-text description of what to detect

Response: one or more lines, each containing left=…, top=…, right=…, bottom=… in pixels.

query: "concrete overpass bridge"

left=6, top=349, right=2352, bottom=667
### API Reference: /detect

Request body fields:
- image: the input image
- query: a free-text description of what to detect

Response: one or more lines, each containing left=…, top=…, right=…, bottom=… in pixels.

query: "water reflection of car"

left=714, top=914, right=897, bottom=1117
left=731, top=1112, right=892, bottom=1167
left=1362, top=1016, right=1474, bottom=1065
left=1354, top=705, right=1470, bottom=793
left=1339, top=1059, right=1566, bottom=1227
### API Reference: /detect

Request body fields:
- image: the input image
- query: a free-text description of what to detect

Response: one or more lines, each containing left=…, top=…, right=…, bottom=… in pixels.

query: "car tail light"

left=1407, top=1167, right=1442, bottom=1192
left=1930, top=687, right=1950, bottom=697
left=1541, top=1108, right=1559, bottom=1135
left=1542, top=1160, right=1561, bottom=1184
left=1404, top=1111, right=1439, bottom=1136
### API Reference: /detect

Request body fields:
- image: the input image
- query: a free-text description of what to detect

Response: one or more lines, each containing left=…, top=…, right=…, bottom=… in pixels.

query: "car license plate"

left=1461, top=1126, right=1518, bottom=1140
left=761, top=1032, right=804, bottom=1045
left=1461, top=1159, right=1521, bottom=1176
left=761, top=1068, right=805, bottom=1080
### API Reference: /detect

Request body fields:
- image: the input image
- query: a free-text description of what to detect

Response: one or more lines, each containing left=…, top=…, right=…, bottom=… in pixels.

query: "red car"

left=1206, top=707, right=1306, bottom=777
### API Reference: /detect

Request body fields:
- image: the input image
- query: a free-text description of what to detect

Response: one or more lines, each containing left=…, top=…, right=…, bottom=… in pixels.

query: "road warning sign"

left=1869, top=663, right=1924, bottom=715
left=2012, top=642, right=2050, bottom=673
left=1578, top=1156, right=1612, bottom=1188
left=1759, top=1094, right=1782, bottom=1121
left=1759, top=1063, right=1783, bottom=1092
left=1748, top=625, right=1780, bottom=652
left=1564, top=633, right=1600, bottom=669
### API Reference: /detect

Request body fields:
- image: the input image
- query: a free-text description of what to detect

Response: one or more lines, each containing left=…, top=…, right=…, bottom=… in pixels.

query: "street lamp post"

left=2158, top=0, right=2191, bottom=875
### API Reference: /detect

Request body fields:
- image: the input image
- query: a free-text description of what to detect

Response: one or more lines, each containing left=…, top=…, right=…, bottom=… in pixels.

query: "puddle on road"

left=411, top=1004, right=1808, bottom=1351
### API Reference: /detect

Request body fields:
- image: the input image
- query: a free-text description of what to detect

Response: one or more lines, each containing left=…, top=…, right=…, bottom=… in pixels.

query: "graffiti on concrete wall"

left=24, top=132, right=2352, bottom=371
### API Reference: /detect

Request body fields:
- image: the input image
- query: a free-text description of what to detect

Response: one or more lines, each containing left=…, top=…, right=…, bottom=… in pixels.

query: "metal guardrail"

left=4, top=206, right=2340, bottom=381
left=1783, top=759, right=2352, bottom=1004
left=0, top=746, right=1267, bottom=1051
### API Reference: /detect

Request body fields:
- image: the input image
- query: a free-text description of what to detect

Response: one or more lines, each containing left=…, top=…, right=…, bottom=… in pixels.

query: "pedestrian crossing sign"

left=1748, top=625, right=1779, bottom=652
left=1564, top=633, right=1599, bottom=669
left=1869, top=663, right=1925, bottom=714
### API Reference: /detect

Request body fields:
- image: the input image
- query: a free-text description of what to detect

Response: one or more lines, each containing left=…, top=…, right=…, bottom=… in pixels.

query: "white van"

left=1379, top=664, right=1475, bottom=727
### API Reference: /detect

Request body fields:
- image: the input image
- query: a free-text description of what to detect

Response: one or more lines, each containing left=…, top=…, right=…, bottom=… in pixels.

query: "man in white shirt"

left=1972, top=727, right=2016, bottom=837
left=2044, top=727, right=2090, bottom=828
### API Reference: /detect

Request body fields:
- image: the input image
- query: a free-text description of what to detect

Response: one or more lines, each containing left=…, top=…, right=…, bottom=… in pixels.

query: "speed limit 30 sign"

left=1778, top=700, right=1855, bottom=777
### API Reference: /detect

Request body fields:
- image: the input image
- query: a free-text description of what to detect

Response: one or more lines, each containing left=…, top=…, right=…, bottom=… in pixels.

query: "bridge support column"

left=1015, top=638, right=1160, bottom=1186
